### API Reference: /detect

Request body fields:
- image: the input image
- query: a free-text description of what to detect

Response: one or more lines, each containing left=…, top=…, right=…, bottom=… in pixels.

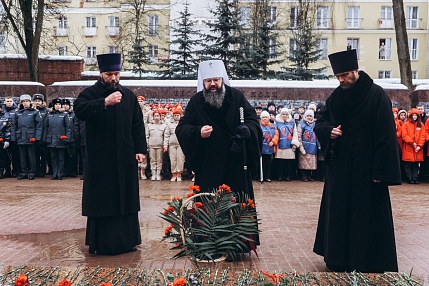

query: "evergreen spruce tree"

left=128, top=37, right=153, bottom=79
left=280, top=2, right=326, bottom=80
left=202, top=0, right=247, bottom=79
left=158, top=1, right=200, bottom=79
left=250, top=0, right=283, bottom=79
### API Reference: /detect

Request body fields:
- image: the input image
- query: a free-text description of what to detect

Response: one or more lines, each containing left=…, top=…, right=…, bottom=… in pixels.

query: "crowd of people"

left=1, top=94, right=429, bottom=183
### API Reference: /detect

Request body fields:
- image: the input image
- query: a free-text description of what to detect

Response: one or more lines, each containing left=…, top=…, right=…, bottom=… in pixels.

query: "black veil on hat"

left=97, top=53, right=121, bottom=72
left=328, top=49, right=359, bottom=75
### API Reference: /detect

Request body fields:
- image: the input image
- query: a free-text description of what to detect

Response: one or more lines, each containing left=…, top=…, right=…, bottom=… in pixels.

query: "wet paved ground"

left=0, top=177, right=428, bottom=282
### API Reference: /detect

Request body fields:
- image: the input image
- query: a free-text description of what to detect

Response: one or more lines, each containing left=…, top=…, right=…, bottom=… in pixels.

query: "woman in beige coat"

left=146, top=110, right=167, bottom=180
left=166, top=107, right=185, bottom=181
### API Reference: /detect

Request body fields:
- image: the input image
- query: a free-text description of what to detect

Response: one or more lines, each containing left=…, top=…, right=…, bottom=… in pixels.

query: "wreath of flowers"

left=160, top=184, right=260, bottom=264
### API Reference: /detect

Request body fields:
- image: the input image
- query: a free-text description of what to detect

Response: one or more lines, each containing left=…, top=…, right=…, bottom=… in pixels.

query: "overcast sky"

left=170, top=0, right=214, bottom=20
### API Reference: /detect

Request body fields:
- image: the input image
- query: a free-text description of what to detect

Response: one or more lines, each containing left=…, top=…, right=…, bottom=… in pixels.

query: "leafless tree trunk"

left=392, top=0, right=416, bottom=108
left=1, top=0, right=45, bottom=82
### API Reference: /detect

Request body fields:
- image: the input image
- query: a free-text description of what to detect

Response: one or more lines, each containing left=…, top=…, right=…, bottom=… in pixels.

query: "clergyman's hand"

left=105, top=91, right=122, bottom=106
left=136, top=153, right=145, bottom=163
left=330, top=125, right=342, bottom=139
left=200, top=125, right=213, bottom=138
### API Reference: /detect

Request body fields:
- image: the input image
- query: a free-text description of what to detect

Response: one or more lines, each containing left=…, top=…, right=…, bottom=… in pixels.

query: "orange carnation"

left=0, top=138, right=3, bottom=142
left=15, top=274, right=28, bottom=286
left=60, top=135, right=67, bottom=140
left=218, top=184, right=231, bottom=193
left=173, top=277, right=186, bottom=286
left=195, top=202, right=203, bottom=208
left=59, top=279, right=71, bottom=286
left=29, top=137, right=36, bottom=142
left=100, top=282, right=113, bottom=286
left=188, top=185, right=200, bottom=193
left=186, top=192, right=195, bottom=198
left=165, top=224, right=173, bottom=236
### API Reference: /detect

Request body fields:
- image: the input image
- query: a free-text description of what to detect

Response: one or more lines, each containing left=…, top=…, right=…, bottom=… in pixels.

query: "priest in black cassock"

left=176, top=59, right=262, bottom=204
left=313, top=49, right=401, bottom=273
left=74, top=53, right=147, bottom=255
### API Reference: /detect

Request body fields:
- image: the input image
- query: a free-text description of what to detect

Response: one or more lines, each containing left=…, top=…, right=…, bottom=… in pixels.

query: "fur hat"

left=308, top=103, right=317, bottom=111
left=280, top=108, right=289, bottom=115
left=51, top=98, right=62, bottom=105
left=260, top=110, right=270, bottom=119
left=267, top=101, right=276, bottom=110
left=19, top=94, right=31, bottom=102
left=304, top=110, right=314, bottom=118
left=62, top=98, right=71, bottom=106
left=32, top=93, right=44, bottom=101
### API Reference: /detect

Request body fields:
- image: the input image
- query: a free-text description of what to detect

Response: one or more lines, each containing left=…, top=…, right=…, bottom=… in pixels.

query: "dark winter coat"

left=176, top=85, right=262, bottom=198
left=43, top=110, right=72, bottom=148
left=313, top=71, right=401, bottom=273
left=74, top=79, right=147, bottom=217
left=11, top=106, right=43, bottom=145
left=0, top=109, right=11, bottom=142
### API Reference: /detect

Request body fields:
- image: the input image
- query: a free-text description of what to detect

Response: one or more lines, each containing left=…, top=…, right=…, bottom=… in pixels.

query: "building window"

left=290, top=6, right=298, bottom=28
left=269, top=6, right=277, bottom=23
left=289, top=38, right=297, bottom=57
left=406, top=6, right=418, bottom=28
left=379, top=6, right=393, bottom=28
left=411, top=71, right=418, bottom=79
left=379, top=38, right=392, bottom=60
left=148, top=15, right=159, bottom=36
left=347, top=38, right=359, bottom=58
left=108, top=46, right=119, bottom=54
left=58, top=17, right=67, bottom=29
left=347, top=6, right=360, bottom=29
left=240, top=7, right=251, bottom=28
left=409, top=38, right=418, bottom=60
left=0, top=31, right=6, bottom=49
left=86, top=46, right=97, bottom=64
left=108, top=16, right=119, bottom=27
left=378, top=70, right=391, bottom=79
left=86, top=17, right=96, bottom=28
left=58, top=46, right=67, bottom=56
left=56, top=17, right=68, bottom=36
left=269, top=37, right=277, bottom=59
left=317, top=38, right=328, bottom=59
left=316, top=6, right=329, bottom=28
left=148, top=45, right=158, bottom=58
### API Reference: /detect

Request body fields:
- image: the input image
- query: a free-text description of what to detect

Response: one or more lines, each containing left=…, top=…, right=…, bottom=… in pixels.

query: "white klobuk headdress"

left=197, top=60, right=231, bottom=92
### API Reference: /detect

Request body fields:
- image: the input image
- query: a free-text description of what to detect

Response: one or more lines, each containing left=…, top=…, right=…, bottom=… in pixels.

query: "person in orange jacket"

left=260, top=110, right=278, bottom=182
left=401, top=108, right=426, bottom=184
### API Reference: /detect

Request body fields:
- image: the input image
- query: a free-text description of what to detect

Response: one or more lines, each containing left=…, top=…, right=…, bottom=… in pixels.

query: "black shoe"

left=285, top=177, right=291, bottom=182
left=265, top=179, right=271, bottom=182
left=57, top=176, right=62, bottom=180
left=51, top=176, right=56, bottom=180
left=277, top=177, right=283, bottom=181
left=17, top=174, right=26, bottom=180
left=414, top=180, right=419, bottom=184
left=28, top=175, right=35, bottom=180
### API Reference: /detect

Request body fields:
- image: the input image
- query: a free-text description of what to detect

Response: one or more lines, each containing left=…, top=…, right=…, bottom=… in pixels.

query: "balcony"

left=85, top=57, right=97, bottom=65
left=346, top=18, right=363, bottom=29
left=406, top=18, right=422, bottom=29
left=84, top=27, right=96, bottom=37
left=107, top=26, right=119, bottom=37
left=55, top=27, right=68, bottom=36
left=378, top=19, right=394, bottom=29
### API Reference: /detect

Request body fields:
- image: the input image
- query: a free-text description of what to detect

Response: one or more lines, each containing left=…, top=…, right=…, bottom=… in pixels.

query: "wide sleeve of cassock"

left=371, top=86, right=401, bottom=185
left=314, top=96, right=337, bottom=160
left=131, top=95, right=147, bottom=155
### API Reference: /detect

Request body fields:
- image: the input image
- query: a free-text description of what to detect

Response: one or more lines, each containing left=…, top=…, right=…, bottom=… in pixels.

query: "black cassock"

left=313, top=71, right=401, bottom=272
left=176, top=85, right=262, bottom=199
left=74, top=79, right=147, bottom=255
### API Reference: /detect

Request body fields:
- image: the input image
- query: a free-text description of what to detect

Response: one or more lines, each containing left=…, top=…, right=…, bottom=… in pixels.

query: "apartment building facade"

left=0, top=0, right=170, bottom=71
left=238, top=0, right=429, bottom=79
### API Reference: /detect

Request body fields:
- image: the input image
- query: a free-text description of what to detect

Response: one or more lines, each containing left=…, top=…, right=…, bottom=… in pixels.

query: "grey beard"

left=202, top=85, right=225, bottom=108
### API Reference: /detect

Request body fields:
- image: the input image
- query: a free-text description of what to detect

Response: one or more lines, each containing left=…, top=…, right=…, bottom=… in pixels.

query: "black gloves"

left=235, top=125, right=250, bottom=139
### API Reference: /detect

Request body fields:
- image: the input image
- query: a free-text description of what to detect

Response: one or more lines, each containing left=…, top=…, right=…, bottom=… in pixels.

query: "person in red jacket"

left=401, top=108, right=426, bottom=184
